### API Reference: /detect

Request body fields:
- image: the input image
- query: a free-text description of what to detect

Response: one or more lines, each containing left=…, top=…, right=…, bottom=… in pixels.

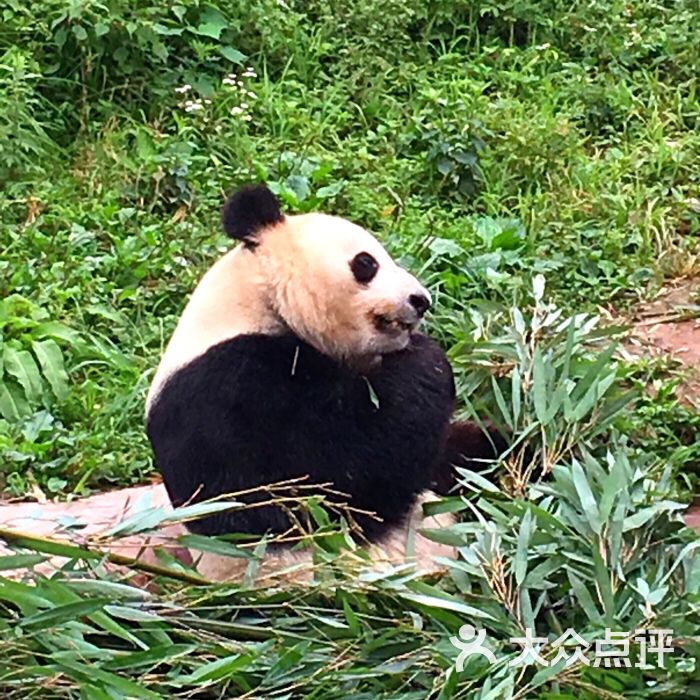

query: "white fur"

left=147, top=213, right=429, bottom=409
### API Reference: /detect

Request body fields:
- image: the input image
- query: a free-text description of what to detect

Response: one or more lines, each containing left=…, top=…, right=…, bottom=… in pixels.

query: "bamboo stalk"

left=0, top=527, right=209, bottom=586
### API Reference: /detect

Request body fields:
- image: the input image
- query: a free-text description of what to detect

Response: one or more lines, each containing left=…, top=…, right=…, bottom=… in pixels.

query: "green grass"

left=0, top=1, right=699, bottom=697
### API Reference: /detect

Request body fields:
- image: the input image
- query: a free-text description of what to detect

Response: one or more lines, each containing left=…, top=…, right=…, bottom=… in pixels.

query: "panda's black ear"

left=221, top=184, right=284, bottom=242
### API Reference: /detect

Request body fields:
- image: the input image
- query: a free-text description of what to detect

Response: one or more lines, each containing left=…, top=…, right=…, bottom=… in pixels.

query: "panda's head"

left=221, top=184, right=431, bottom=361
left=148, top=184, right=432, bottom=406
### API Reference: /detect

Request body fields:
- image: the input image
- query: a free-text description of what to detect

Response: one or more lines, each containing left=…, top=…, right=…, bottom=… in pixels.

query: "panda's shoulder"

left=386, top=333, right=453, bottom=376
left=154, top=333, right=341, bottom=402
left=372, top=333, right=455, bottom=402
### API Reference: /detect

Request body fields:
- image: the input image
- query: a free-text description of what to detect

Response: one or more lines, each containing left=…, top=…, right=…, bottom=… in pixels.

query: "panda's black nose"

left=409, top=293, right=431, bottom=317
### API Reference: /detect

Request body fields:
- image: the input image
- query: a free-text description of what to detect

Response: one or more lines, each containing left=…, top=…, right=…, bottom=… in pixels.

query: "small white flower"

left=246, top=90, right=257, bottom=99
left=204, top=99, right=212, bottom=105
left=237, top=80, right=244, bottom=87
left=230, top=106, right=243, bottom=115
left=227, top=72, right=237, bottom=80
left=223, top=77, right=234, bottom=86
left=243, top=114, right=252, bottom=121
left=175, top=84, right=192, bottom=94
left=241, top=102, right=249, bottom=109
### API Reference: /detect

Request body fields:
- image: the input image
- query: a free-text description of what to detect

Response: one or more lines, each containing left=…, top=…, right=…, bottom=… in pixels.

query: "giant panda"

left=145, top=184, right=498, bottom=581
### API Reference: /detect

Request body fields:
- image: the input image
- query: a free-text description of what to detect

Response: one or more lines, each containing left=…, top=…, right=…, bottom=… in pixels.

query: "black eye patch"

left=350, top=252, right=379, bottom=284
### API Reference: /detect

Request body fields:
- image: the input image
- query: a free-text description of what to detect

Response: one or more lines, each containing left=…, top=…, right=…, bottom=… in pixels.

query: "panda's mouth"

left=374, top=314, right=415, bottom=335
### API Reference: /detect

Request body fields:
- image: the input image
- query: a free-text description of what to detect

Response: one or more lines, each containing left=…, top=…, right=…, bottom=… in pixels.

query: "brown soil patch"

left=625, top=278, right=700, bottom=532
left=626, top=278, right=700, bottom=404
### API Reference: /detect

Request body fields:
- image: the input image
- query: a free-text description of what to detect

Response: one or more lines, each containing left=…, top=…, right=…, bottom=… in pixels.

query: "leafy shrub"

left=0, top=47, right=55, bottom=183
left=0, top=295, right=71, bottom=422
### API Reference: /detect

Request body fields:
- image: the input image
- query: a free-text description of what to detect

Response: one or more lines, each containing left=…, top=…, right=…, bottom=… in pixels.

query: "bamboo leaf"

left=532, top=346, right=549, bottom=425
left=399, top=592, right=494, bottom=619
left=592, top=540, right=615, bottom=626
left=571, top=459, right=601, bottom=534
left=515, top=508, right=533, bottom=585
left=511, top=365, right=521, bottom=426
left=20, top=599, right=110, bottom=628
left=566, top=569, right=602, bottom=623
left=491, top=375, right=512, bottom=429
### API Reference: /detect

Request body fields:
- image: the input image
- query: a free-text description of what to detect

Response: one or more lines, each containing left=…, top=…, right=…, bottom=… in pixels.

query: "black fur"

left=221, top=184, right=284, bottom=242
left=430, top=420, right=508, bottom=494
left=147, top=333, right=456, bottom=541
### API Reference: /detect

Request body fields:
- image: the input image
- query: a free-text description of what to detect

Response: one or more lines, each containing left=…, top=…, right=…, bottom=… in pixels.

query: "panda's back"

left=146, top=332, right=455, bottom=541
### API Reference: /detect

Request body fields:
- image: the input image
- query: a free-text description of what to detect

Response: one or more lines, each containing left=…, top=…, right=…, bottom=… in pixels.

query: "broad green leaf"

left=33, top=322, right=81, bottom=344
left=0, top=578, right=52, bottom=614
left=455, top=467, right=501, bottom=493
left=219, top=46, right=246, bottom=62
left=32, top=339, right=69, bottom=400
left=479, top=675, right=515, bottom=700
left=4, top=346, right=43, bottom=404
left=341, top=594, right=360, bottom=635
left=64, top=579, right=151, bottom=600
left=166, top=500, right=246, bottom=523
left=524, top=557, right=564, bottom=588
left=153, top=22, right=183, bottom=36
left=193, top=10, right=227, bottom=39
left=0, top=381, right=23, bottom=421
left=528, top=657, right=568, bottom=690
left=104, top=605, right=165, bottom=622
left=94, top=21, right=110, bottom=37
left=316, top=181, right=345, bottom=198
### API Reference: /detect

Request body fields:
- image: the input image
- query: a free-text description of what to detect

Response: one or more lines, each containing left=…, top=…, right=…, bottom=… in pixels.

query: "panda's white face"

left=147, top=202, right=431, bottom=408
left=260, top=213, right=431, bottom=361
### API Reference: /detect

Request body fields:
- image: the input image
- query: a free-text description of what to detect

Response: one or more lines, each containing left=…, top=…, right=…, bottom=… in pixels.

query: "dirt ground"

left=625, top=277, right=700, bottom=532
left=626, top=277, right=700, bottom=404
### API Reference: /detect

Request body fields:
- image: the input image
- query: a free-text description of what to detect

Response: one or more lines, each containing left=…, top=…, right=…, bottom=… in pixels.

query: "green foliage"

left=452, top=278, right=632, bottom=492
left=1, top=303, right=699, bottom=698
left=0, top=0, right=699, bottom=696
